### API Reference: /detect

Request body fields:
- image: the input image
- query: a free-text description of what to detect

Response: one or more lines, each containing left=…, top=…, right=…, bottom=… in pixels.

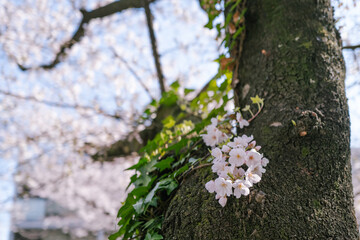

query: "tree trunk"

left=162, top=0, right=359, bottom=239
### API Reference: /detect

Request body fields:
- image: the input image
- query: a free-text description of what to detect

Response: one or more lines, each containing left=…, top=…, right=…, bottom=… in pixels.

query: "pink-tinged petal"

left=261, top=157, right=269, bottom=167
left=219, top=196, right=227, bottom=207
left=239, top=119, right=249, bottom=129
left=205, top=180, right=215, bottom=193
left=236, top=112, right=241, bottom=122
left=221, top=145, right=231, bottom=153
left=211, top=147, right=222, bottom=160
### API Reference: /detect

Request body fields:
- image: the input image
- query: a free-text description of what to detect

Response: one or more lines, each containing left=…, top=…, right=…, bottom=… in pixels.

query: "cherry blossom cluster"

left=202, top=113, right=269, bottom=207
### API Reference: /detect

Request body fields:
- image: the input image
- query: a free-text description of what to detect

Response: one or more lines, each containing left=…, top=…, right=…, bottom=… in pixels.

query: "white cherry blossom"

left=246, top=150, right=262, bottom=167
left=245, top=166, right=262, bottom=184
left=211, top=147, right=223, bottom=161
left=236, top=112, right=249, bottom=129
left=202, top=113, right=269, bottom=207
left=214, top=177, right=232, bottom=197
left=221, top=145, right=231, bottom=153
left=233, top=180, right=252, bottom=198
left=229, top=148, right=246, bottom=167
left=202, top=130, right=219, bottom=147
left=252, top=164, right=266, bottom=177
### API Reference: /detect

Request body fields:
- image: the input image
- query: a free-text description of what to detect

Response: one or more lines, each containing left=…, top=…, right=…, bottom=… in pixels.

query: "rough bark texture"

left=162, top=0, right=359, bottom=239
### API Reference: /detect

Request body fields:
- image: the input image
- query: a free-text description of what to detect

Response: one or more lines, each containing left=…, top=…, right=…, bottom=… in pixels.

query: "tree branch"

left=17, top=0, right=154, bottom=71
left=342, top=44, right=360, bottom=50
left=143, top=0, right=166, bottom=94
left=0, top=89, right=122, bottom=119
left=111, top=48, right=156, bottom=101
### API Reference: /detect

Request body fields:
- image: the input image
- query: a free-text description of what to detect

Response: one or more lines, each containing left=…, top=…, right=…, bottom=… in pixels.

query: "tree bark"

left=162, top=0, right=359, bottom=239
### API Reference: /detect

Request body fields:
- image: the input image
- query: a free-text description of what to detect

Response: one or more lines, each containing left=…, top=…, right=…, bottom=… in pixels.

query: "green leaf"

left=173, top=164, right=189, bottom=178
left=166, top=138, right=189, bottom=155
left=133, top=174, right=152, bottom=188
left=130, top=186, right=149, bottom=198
left=144, top=108, right=151, bottom=116
left=232, top=25, right=244, bottom=39
left=126, top=157, right=148, bottom=170
left=117, top=195, right=136, bottom=218
left=150, top=99, right=158, bottom=107
left=162, top=116, right=176, bottom=129
left=145, top=232, right=164, bottom=240
left=154, top=157, right=174, bottom=171
left=225, top=12, right=233, bottom=26
left=242, top=105, right=250, bottom=111
left=128, top=221, right=143, bottom=234
left=250, top=95, right=264, bottom=104
left=108, top=231, right=122, bottom=240
left=204, top=20, right=213, bottom=29
left=160, top=91, right=178, bottom=106
left=144, top=178, right=178, bottom=204
left=133, top=198, right=145, bottom=214
left=184, top=88, right=195, bottom=95
left=208, top=79, right=218, bottom=91
left=144, top=219, right=155, bottom=229
left=230, top=0, right=242, bottom=12
left=170, top=80, right=180, bottom=90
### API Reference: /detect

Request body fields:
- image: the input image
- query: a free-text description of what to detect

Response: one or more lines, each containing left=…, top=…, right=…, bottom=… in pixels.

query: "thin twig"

left=144, top=0, right=166, bottom=94
left=112, top=48, right=156, bottom=101
left=247, top=104, right=263, bottom=123
left=0, top=89, right=122, bottom=119
left=342, top=44, right=360, bottom=50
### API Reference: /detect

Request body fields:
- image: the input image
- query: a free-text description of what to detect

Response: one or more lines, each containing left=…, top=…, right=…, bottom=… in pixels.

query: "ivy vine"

left=109, top=0, right=247, bottom=239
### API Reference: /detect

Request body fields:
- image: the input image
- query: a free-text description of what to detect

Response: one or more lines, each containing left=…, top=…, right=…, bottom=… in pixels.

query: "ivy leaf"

left=144, top=178, right=178, bottom=204
left=184, top=88, right=195, bottom=95
left=131, top=186, right=149, bottom=198
left=162, top=116, right=176, bottom=129
left=204, top=20, right=213, bottom=29
left=166, top=138, right=189, bottom=155
left=242, top=105, right=250, bottom=111
left=128, top=221, right=143, bottom=234
left=160, top=91, right=178, bottom=106
left=173, top=164, right=189, bottom=178
left=145, top=232, right=164, bottom=240
left=143, top=219, right=155, bottom=229
left=207, top=79, right=218, bottom=91
left=250, top=95, right=264, bottom=104
left=150, top=233, right=164, bottom=240
left=150, top=99, right=158, bottom=107
left=126, top=157, right=148, bottom=170
left=230, top=0, right=242, bottom=12
left=108, top=231, right=122, bottom=240
left=154, top=157, right=174, bottom=171
left=170, top=80, right=180, bottom=91
left=133, top=198, right=145, bottom=214
left=133, top=174, right=152, bottom=188
left=232, top=25, right=244, bottom=39
left=117, top=194, right=136, bottom=218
